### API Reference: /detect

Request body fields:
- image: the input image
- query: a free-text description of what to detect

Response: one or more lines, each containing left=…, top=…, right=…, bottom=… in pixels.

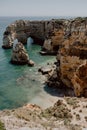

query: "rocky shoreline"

left=1, top=17, right=87, bottom=129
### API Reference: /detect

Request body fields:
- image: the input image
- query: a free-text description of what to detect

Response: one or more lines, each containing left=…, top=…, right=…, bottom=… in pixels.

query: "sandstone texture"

left=11, top=42, right=29, bottom=65
left=47, top=17, right=87, bottom=97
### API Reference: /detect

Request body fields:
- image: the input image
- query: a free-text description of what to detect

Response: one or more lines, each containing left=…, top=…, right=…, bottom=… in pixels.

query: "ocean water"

left=0, top=16, right=57, bottom=110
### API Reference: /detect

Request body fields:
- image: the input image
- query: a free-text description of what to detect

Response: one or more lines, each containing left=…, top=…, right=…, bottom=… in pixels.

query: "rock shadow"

left=44, top=85, right=75, bottom=97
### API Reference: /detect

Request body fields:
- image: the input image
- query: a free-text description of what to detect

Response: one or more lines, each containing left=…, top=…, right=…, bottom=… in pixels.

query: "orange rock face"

left=51, top=29, right=64, bottom=46
left=48, top=17, right=87, bottom=97
left=72, top=62, right=87, bottom=97
left=58, top=18, right=87, bottom=97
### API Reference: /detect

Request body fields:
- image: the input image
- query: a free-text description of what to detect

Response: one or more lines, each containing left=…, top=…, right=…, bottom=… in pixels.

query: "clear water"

left=0, top=17, right=56, bottom=110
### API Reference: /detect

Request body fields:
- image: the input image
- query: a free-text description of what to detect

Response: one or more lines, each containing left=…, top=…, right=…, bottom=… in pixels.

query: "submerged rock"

left=11, top=42, right=29, bottom=65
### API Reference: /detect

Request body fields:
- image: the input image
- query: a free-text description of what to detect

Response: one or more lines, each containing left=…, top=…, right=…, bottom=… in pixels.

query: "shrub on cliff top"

left=0, top=121, right=6, bottom=130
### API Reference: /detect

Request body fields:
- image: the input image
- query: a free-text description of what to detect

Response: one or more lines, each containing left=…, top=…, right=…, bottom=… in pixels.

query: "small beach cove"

left=0, top=17, right=59, bottom=110
left=0, top=42, right=58, bottom=110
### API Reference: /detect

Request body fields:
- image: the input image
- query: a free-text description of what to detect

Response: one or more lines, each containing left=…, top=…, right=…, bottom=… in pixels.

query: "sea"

left=0, top=16, right=59, bottom=110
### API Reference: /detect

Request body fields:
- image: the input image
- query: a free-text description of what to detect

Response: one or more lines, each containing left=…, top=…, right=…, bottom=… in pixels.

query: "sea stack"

left=11, top=42, right=29, bottom=65
left=2, top=31, right=13, bottom=49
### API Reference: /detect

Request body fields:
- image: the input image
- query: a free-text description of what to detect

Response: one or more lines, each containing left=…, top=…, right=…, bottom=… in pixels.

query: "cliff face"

left=48, top=17, right=87, bottom=97
left=59, top=18, right=87, bottom=97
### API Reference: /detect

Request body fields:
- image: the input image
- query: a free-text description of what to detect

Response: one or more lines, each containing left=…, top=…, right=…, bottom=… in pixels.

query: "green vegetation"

left=76, top=114, right=80, bottom=120
left=0, top=121, right=6, bottom=130
left=65, top=97, right=79, bottom=109
left=41, top=100, right=72, bottom=120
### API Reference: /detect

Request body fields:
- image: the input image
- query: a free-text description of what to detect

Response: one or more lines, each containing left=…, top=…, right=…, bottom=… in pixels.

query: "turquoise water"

left=0, top=17, right=56, bottom=110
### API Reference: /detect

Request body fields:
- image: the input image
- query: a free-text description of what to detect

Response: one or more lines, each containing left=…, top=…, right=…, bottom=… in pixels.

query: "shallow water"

left=0, top=17, right=56, bottom=110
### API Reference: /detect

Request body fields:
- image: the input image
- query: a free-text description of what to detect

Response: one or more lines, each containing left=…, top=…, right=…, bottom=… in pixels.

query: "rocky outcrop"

left=2, top=31, right=13, bottom=49
left=42, top=39, right=52, bottom=52
left=2, top=19, right=67, bottom=50
left=11, top=42, right=29, bottom=65
left=41, top=21, right=65, bottom=54
left=38, top=66, right=52, bottom=75
left=2, top=20, right=56, bottom=48
left=48, top=17, right=87, bottom=97
left=28, top=59, right=35, bottom=66
left=72, top=61, right=87, bottom=97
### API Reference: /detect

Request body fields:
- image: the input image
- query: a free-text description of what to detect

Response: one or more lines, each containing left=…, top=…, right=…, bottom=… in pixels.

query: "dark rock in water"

left=2, top=45, right=12, bottom=49
left=11, top=42, right=29, bottom=65
left=38, top=66, right=52, bottom=75
left=28, top=60, right=35, bottom=67
left=10, top=60, right=28, bottom=65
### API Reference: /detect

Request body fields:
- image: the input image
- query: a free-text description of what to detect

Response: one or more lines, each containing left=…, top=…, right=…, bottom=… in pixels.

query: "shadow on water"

left=44, top=84, right=75, bottom=97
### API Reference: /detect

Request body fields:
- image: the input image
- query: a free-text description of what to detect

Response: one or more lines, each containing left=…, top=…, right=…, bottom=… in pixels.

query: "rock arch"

left=2, top=20, right=55, bottom=49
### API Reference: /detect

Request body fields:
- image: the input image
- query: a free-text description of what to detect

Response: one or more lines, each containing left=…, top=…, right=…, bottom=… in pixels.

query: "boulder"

left=38, top=66, right=52, bottom=75
left=28, top=60, right=35, bottom=67
left=11, top=42, right=29, bottom=65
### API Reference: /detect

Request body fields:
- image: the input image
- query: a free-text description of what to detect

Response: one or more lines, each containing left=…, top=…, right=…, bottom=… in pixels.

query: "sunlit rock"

left=11, top=42, right=29, bottom=65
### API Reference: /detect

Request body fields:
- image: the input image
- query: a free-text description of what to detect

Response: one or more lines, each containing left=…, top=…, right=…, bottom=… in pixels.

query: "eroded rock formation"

left=2, top=31, right=13, bottom=49
left=48, top=17, right=87, bottom=97
left=11, top=42, right=29, bottom=65
left=72, top=61, right=87, bottom=97
left=2, top=20, right=56, bottom=48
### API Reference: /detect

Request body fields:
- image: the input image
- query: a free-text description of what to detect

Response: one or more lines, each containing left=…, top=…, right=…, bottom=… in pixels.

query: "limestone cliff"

left=48, top=17, right=87, bottom=97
